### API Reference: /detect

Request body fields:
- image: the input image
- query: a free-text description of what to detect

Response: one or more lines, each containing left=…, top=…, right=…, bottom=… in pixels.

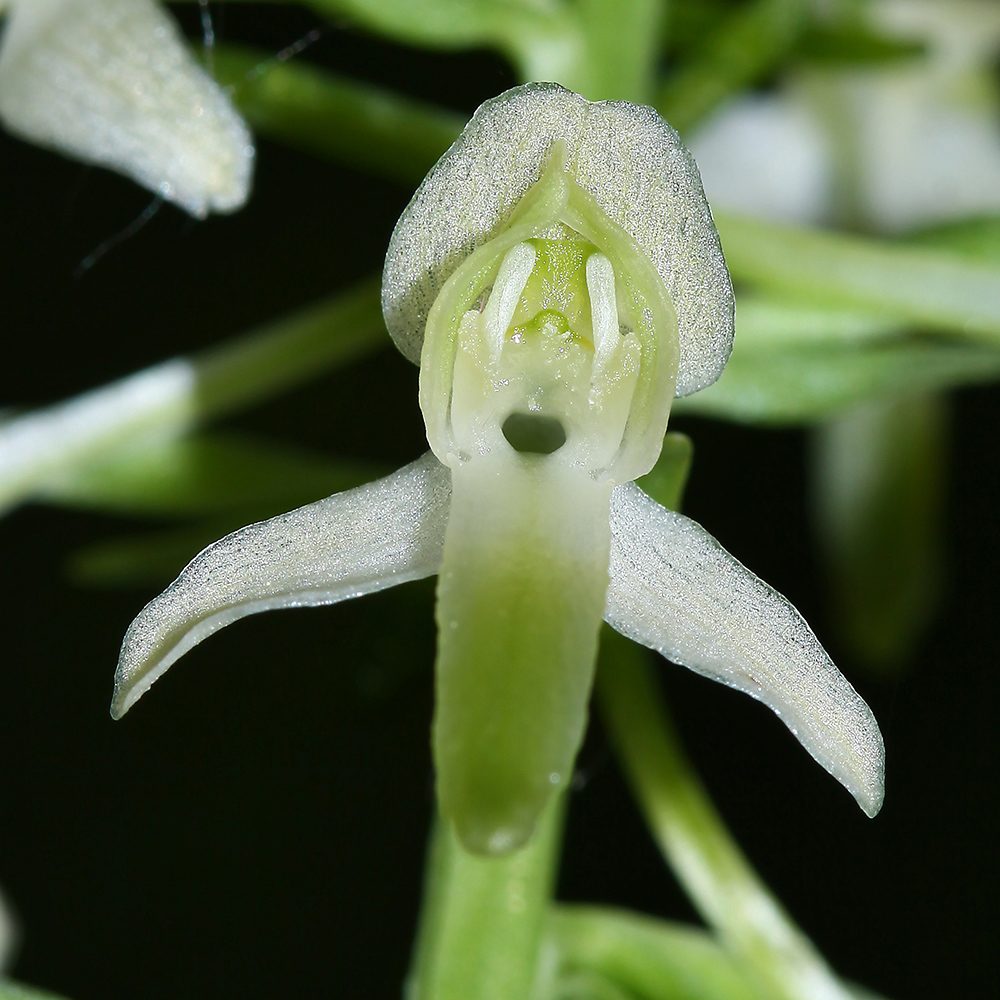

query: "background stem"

left=596, top=631, right=855, bottom=1000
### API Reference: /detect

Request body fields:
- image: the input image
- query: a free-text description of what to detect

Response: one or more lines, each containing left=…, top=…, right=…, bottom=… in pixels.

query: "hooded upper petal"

left=0, top=0, right=254, bottom=216
left=605, top=481, right=885, bottom=817
left=112, top=452, right=451, bottom=718
left=382, top=82, right=734, bottom=397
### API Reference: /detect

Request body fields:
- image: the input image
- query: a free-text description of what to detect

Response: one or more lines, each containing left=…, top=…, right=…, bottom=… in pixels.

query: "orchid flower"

left=0, top=0, right=253, bottom=216
left=112, top=84, right=884, bottom=855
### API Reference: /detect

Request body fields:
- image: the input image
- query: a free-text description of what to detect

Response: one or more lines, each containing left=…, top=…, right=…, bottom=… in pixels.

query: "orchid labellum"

left=0, top=0, right=253, bottom=216
left=112, top=84, right=884, bottom=856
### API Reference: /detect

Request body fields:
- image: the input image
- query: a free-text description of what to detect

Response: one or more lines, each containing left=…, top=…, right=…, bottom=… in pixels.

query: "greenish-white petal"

left=111, top=453, right=450, bottom=719
left=0, top=0, right=254, bottom=216
left=605, top=482, right=884, bottom=817
left=382, top=82, right=733, bottom=395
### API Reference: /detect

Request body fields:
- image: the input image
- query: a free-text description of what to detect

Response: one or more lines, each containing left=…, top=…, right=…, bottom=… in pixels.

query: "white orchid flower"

left=0, top=0, right=254, bottom=216
left=111, top=84, right=884, bottom=855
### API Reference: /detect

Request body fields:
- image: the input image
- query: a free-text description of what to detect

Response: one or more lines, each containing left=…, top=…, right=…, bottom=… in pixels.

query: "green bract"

left=112, top=84, right=884, bottom=858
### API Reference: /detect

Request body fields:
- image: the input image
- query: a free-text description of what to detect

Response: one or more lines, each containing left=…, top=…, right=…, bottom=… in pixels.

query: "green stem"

left=656, top=0, right=806, bottom=135
left=193, top=277, right=384, bottom=415
left=550, top=905, right=762, bottom=1000
left=212, top=45, right=465, bottom=187
left=407, top=797, right=565, bottom=1000
left=0, top=279, right=384, bottom=514
left=549, top=905, right=894, bottom=1000
left=573, top=0, right=664, bottom=102
left=595, top=630, right=855, bottom=1000
left=715, top=213, right=1000, bottom=343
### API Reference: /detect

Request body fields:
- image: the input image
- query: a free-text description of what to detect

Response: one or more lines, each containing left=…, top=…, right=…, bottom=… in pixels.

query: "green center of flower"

left=419, top=141, right=680, bottom=486
left=449, top=237, right=641, bottom=476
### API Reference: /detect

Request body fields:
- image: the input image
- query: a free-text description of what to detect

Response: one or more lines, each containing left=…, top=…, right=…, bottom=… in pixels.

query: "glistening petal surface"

left=0, top=0, right=254, bottom=216
left=112, top=453, right=451, bottom=718
left=382, top=82, right=733, bottom=396
left=605, top=482, right=885, bottom=817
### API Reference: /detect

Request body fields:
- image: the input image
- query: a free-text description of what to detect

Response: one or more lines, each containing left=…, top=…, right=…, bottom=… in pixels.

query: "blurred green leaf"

left=65, top=439, right=384, bottom=585
left=674, top=335, right=1000, bottom=425
left=811, top=394, right=947, bottom=672
left=38, top=432, right=382, bottom=518
left=550, top=906, right=763, bottom=1000
left=636, top=432, right=693, bottom=511
left=0, top=983, right=71, bottom=1000
left=69, top=519, right=266, bottom=587
left=554, top=968, right=641, bottom=1000
left=308, top=0, right=564, bottom=48
left=795, top=22, right=925, bottom=66
left=656, top=0, right=807, bottom=134
left=214, top=44, right=465, bottom=186
left=663, top=0, right=729, bottom=56
left=904, top=215, right=1000, bottom=264
left=716, top=213, right=1000, bottom=341
left=306, top=0, right=582, bottom=89
left=573, top=0, right=663, bottom=101
left=734, top=297, right=908, bottom=349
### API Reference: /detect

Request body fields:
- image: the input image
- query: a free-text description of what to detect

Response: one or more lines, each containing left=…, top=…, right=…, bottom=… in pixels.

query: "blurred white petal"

left=688, top=94, right=833, bottom=225
left=839, top=0, right=1000, bottom=230
left=690, top=0, right=1000, bottom=231
left=0, top=0, right=254, bottom=216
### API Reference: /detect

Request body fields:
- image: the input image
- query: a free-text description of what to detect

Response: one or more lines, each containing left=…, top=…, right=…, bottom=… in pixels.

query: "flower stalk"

left=596, top=630, right=856, bottom=1000
left=407, top=797, right=565, bottom=1000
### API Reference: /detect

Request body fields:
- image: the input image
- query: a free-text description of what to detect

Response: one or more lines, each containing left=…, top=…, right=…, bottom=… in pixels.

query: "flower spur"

left=112, top=84, right=884, bottom=855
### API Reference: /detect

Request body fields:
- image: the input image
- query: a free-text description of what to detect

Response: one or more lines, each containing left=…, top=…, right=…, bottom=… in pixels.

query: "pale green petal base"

left=434, top=452, right=613, bottom=855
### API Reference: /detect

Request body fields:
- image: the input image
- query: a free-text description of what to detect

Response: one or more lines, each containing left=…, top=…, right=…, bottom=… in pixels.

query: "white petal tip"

left=852, top=750, right=885, bottom=819
left=0, top=0, right=255, bottom=217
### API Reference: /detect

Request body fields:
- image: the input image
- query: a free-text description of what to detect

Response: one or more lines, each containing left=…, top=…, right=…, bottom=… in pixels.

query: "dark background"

left=0, top=5, right=997, bottom=998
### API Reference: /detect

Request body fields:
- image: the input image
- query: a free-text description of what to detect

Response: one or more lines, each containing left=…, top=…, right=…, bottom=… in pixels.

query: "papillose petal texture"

left=606, top=482, right=885, bottom=817
left=112, top=453, right=451, bottom=718
left=382, top=82, right=734, bottom=397
left=0, top=0, right=254, bottom=216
